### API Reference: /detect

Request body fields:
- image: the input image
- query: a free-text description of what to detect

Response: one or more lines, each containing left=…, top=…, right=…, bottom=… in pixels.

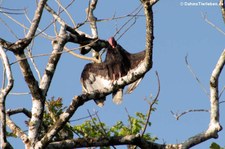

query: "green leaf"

left=210, top=142, right=224, bottom=149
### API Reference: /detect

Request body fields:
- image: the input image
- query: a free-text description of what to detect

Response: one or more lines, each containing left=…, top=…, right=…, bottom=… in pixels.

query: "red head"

left=108, top=37, right=117, bottom=48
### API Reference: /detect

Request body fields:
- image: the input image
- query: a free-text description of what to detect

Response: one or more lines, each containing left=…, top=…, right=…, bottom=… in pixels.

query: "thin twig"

left=0, top=7, right=25, bottom=15
left=171, top=109, right=209, bottom=120
left=117, top=17, right=137, bottom=41
left=94, top=110, right=117, bottom=149
left=64, top=46, right=99, bottom=63
left=87, top=109, right=107, bottom=137
left=10, top=39, right=99, bottom=65
left=114, top=4, right=143, bottom=40
left=24, top=9, right=54, bottom=40
left=70, top=111, right=98, bottom=123
left=185, top=55, right=210, bottom=98
left=9, top=92, right=30, bottom=95
left=202, top=12, right=225, bottom=36
left=125, top=107, right=133, bottom=134
left=55, top=0, right=76, bottom=27
left=0, top=17, right=19, bottom=39
left=142, top=71, right=160, bottom=136
left=27, top=40, right=42, bottom=81
left=219, top=86, right=225, bottom=98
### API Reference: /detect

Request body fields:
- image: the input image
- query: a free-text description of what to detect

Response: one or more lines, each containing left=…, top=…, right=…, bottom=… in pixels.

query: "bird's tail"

left=112, top=88, right=123, bottom=104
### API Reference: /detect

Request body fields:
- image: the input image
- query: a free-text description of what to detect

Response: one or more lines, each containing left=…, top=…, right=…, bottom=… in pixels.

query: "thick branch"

left=14, top=50, right=45, bottom=146
left=219, top=0, right=225, bottom=23
left=0, top=46, right=14, bottom=149
left=25, top=0, right=48, bottom=39
left=39, top=26, right=68, bottom=96
left=46, top=135, right=166, bottom=149
left=141, top=0, right=155, bottom=70
left=86, top=0, right=98, bottom=38
left=209, top=49, right=224, bottom=126
left=6, top=114, right=30, bottom=148
left=0, top=0, right=47, bottom=52
left=7, top=108, right=31, bottom=118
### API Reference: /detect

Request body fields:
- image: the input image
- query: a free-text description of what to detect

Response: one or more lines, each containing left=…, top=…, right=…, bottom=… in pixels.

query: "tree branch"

left=46, top=135, right=166, bottom=149
left=6, top=108, right=31, bottom=118
left=0, top=0, right=47, bottom=52
left=171, top=109, right=209, bottom=120
left=6, top=114, right=30, bottom=148
left=14, top=50, right=45, bottom=145
left=219, top=0, right=225, bottom=23
left=0, top=46, right=14, bottom=149
left=25, top=0, right=48, bottom=39
left=37, top=1, right=157, bottom=147
left=86, top=0, right=98, bottom=38
left=142, top=71, right=160, bottom=136
left=39, top=26, right=68, bottom=96
left=181, top=49, right=224, bottom=148
left=44, top=2, right=109, bottom=53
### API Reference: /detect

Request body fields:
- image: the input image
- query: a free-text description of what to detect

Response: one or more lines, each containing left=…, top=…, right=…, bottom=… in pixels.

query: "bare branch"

left=171, top=109, right=209, bottom=120
left=142, top=71, right=160, bottom=136
left=219, top=86, right=225, bottom=98
left=70, top=111, right=98, bottom=123
left=209, top=49, right=224, bottom=126
left=219, top=0, right=225, bottom=23
left=115, top=4, right=142, bottom=40
left=14, top=50, right=45, bottom=145
left=24, top=9, right=54, bottom=40
left=9, top=92, right=30, bottom=95
left=0, top=17, right=19, bottom=39
left=46, top=135, right=166, bottom=149
left=202, top=12, right=225, bottom=36
left=0, top=7, right=25, bottom=15
left=6, top=114, right=29, bottom=148
left=181, top=49, right=225, bottom=148
left=55, top=0, right=76, bottom=27
left=86, top=0, right=98, bottom=38
left=27, top=41, right=41, bottom=81
left=64, top=46, right=99, bottom=63
left=185, top=55, right=210, bottom=98
left=0, top=46, right=14, bottom=149
left=25, top=0, right=47, bottom=39
left=39, top=26, right=68, bottom=96
left=87, top=109, right=109, bottom=140
left=7, top=108, right=31, bottom=118
left=9, top=40, right=101, bottom=66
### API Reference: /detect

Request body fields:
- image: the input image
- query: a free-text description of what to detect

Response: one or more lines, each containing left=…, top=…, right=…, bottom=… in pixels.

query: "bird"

left=80, top=37, right=145, bottom=106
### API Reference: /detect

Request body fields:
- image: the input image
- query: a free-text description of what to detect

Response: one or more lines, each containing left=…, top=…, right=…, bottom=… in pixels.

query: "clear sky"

left=0, top=0, right=225, bottom=149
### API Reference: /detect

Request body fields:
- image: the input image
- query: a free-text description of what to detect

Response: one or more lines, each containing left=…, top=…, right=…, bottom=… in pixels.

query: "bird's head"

left=108, top=37, right=117, bottom=48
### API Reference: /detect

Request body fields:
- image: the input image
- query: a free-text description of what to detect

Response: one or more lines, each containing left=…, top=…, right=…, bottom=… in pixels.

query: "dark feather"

left=80, top=44, right=145, bottom=106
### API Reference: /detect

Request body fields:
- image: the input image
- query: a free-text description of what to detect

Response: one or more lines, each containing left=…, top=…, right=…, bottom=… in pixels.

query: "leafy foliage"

left=35, top=97, right=157, bottom=144
left=42, top=97, right=74, bottom=141
left=210, top=142, right=225, bottom=149
left=73, top=112, right=158, bottom=142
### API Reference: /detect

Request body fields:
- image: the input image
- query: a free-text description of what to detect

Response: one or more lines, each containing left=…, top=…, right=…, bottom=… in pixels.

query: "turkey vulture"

left=80, top=37, right=145, bottom=106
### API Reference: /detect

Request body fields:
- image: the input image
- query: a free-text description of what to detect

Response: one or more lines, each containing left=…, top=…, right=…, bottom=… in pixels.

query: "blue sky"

left=1, top=0, right=225, bottom=148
